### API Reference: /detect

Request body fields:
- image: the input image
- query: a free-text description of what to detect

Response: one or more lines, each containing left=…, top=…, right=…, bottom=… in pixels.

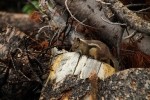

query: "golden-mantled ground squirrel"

left=71, top=38, right=119, bottom=70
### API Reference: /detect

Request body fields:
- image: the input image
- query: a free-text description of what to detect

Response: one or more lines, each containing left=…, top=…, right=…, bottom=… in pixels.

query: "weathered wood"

left=104, top=0, right=150, bottom=35
left=50, top=0, right=150, bottom=55
left=39, top=50, right=150, bottom=100
left=99, top=68, right=150, bottom=99
left=51, top=52, right=115, bottom=81
left=0, top=11, right=41, bottom=32
left=39, top=51, right=116, bottom=99
left=54, top=0, right=122, bottom=47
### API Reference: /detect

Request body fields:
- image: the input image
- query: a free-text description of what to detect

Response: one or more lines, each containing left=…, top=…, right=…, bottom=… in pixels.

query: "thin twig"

left=123, top=30, right=137, bottom=40
left=18, top=70, right=31, bottom=81
left=117, top=27, right=125, bottom=62
left=24, top=37, right=42, bottom=83
left=101, top=17, right=127, bottom=26
left=135, top=6, right=150, bottom=13
left=49, top=27, right=61, bottom=46
left=62, top=20, right=73, bottom=44
left=75, top=18, right=87, bottom=32
left=126, top=4, right=148, bottom=8
left=10, top=54, right=31, bottom=81
left=96, top=0, right=111, bottom=5
left=124, top=28, right=134, bottom=43
left=38, top=25, right=51, bottom=33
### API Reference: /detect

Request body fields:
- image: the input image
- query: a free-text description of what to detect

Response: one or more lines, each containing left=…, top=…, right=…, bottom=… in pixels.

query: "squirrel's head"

left=71, top=37, right=81, bottom=51
left=71, top=37, right=88, bottom=51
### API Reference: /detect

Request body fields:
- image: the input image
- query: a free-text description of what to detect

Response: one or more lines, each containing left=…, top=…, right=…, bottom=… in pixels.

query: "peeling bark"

left=40, top=51, right=116, bottom=99
left=39, top=50, right=150, bottom=99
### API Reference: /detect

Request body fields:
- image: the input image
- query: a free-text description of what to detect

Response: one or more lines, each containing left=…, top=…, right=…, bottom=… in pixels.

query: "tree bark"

left=39, top=51, right=150, bottom=100
left=39, top=51, right=116, bottom=100
left=53, top=0, right=150, bottom=55
left=0, top=11, right=41, bottom=32
left=104, top=0, right=150, bottom=35
left=54, top=0, right=122, bottom=47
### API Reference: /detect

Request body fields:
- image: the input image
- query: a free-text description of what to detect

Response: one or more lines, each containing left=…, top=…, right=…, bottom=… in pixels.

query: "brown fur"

left=71, top=38, right=119, bottom=70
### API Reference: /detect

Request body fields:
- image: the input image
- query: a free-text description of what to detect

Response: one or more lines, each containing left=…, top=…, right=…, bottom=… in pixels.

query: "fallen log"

left=53, top=0, right=122, bottom=47
left=50, top=0, right=150, bottom=55
left=103, top=0, right=150, bottom=35
left=39, top=50, right=150, bottom=99
left=0, top=11, right=41, bottom=32
left=39, top=51, right=116, bottom=99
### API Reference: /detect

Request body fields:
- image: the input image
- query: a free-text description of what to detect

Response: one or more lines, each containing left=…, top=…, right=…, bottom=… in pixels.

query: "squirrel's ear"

left=76, top=38, right=80, bottom=42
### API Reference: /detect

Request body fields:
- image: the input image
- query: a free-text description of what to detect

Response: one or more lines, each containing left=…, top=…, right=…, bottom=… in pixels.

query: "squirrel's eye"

left=74, top=44, right=79, bottom=48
